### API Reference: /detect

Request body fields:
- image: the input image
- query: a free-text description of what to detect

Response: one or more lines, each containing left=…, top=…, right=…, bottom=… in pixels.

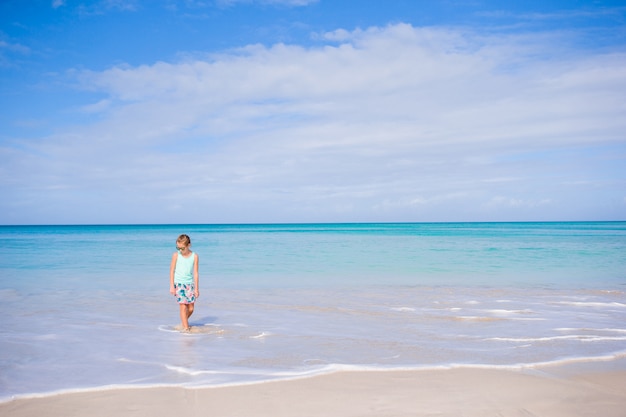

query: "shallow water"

left=1, top=222, right=625, bottom=400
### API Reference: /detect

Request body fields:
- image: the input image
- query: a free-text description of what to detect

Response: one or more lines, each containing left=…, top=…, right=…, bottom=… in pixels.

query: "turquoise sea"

left=1, top=222, right=625, bottom=400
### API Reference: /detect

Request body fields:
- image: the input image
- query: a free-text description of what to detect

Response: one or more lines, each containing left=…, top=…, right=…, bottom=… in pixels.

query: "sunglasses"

left=176, top=246, right=187, bottom=251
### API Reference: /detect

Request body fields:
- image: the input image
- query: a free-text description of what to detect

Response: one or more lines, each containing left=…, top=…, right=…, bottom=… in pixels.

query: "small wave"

left=303, top=358, right=329, bottom=365
left=555, top=328, right=626, bottom=334
left=455, top=315, right=542, bottom=322
left=165, top=365, right=223, bottom=376
left=454, top=316, right=505, bottom=322
left=250, top=332, right=271, bottom=339
left=487, top=335, right=626, bottom=342
left=553, top=301, right=626, bottom=308
left=5, top=352, right=626, bottom=404
left=483, top=309, right=535, bottom=315
left=171, top=352, right=626, bottom=387
left=158, top=324, right=224, bottom=335
left=0, top=383, right=178, bottom=404
left=391, top=307, right=415, bottom=312
left=157, top=325, right=179, bottom=333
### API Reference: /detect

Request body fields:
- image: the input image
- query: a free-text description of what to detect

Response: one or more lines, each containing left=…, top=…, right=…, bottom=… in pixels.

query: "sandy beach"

left=2, top=367, right=625, bottom=417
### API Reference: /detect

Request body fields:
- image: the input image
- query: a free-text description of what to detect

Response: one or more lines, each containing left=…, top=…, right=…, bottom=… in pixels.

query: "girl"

left=169, top=234, right=199, bottom=332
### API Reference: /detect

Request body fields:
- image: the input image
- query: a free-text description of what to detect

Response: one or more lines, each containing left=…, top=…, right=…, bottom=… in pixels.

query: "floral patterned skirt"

left=174, top=283, right=196, bottom=304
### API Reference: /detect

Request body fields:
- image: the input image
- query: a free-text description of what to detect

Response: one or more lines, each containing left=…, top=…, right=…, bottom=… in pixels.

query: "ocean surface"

left=1, top=222, right=625, bottom=400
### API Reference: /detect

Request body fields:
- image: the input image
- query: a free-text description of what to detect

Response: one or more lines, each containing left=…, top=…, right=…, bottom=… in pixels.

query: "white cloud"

left=0, top=40, right=31, bottom=68
left=484, top=196, right=553, bottom=209
left=102, top=0, right=138, bottom=11
left=0, top=40, right=30, bottom=55
left=76, top=0, right=138, bottom=15
left=79, top=24, right=625, bottom=150
left=480, top=7, right=626, bottom=21
left=79, top=99, right=113, bottom=114
left=52, top=0, right=66, bottom=9
left=3, top=23, right=626, bottom=223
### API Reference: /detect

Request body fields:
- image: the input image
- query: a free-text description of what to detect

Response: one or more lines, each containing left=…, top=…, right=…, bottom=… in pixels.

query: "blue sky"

left=1, top=0, right=625, bottom=224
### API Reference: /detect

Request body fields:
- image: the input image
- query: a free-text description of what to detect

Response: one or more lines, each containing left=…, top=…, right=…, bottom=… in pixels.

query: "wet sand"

left=2, top=367, right=625, bottom=417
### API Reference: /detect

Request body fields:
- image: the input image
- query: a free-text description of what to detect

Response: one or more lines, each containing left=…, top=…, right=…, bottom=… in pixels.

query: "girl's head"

left=176, top=234, right=191, bottom=251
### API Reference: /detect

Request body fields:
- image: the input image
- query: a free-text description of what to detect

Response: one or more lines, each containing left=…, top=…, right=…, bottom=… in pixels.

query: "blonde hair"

left=176, top=234, right=191, bottom=247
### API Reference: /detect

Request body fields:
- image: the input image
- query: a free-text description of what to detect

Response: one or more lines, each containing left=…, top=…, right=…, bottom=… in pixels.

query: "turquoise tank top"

left=174, top=251, right=195, bottom=284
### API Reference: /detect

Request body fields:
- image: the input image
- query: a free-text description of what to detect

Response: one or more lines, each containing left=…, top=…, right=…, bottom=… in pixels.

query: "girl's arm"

left=194, top=253, right=200, bottom=298
left=169, top=252, right=177, bottom=295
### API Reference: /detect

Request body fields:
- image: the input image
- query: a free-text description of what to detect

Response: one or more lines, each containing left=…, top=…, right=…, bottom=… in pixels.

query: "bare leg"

left=179, top=304, right=190, bottom=330
left=187, top=303, right=195, bottom=319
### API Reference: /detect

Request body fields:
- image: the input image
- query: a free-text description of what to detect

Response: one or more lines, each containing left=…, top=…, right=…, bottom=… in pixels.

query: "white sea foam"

left=250, top=332, right=271, bottom=339
left=487, top=335, right=626, bottom=342
left=3, top=352, right=626, bottom=405
left=484, top=309, right=535, bottom=315
left=555, top=328, right=626, bottom=333
left=165, top=365, right=223, bottom=376
left=454, top=315, right=544, bottom=322
left=391, top=307, right=416, bottom=312
left=157, top=325, right=179, bottom=333
left=553, top=301, right=626, bottom=308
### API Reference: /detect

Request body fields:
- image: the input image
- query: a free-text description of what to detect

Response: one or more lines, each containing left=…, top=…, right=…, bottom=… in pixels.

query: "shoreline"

left=3, top=354, right=626, bottom=404
left=2, top=366, right=626, bottom=417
